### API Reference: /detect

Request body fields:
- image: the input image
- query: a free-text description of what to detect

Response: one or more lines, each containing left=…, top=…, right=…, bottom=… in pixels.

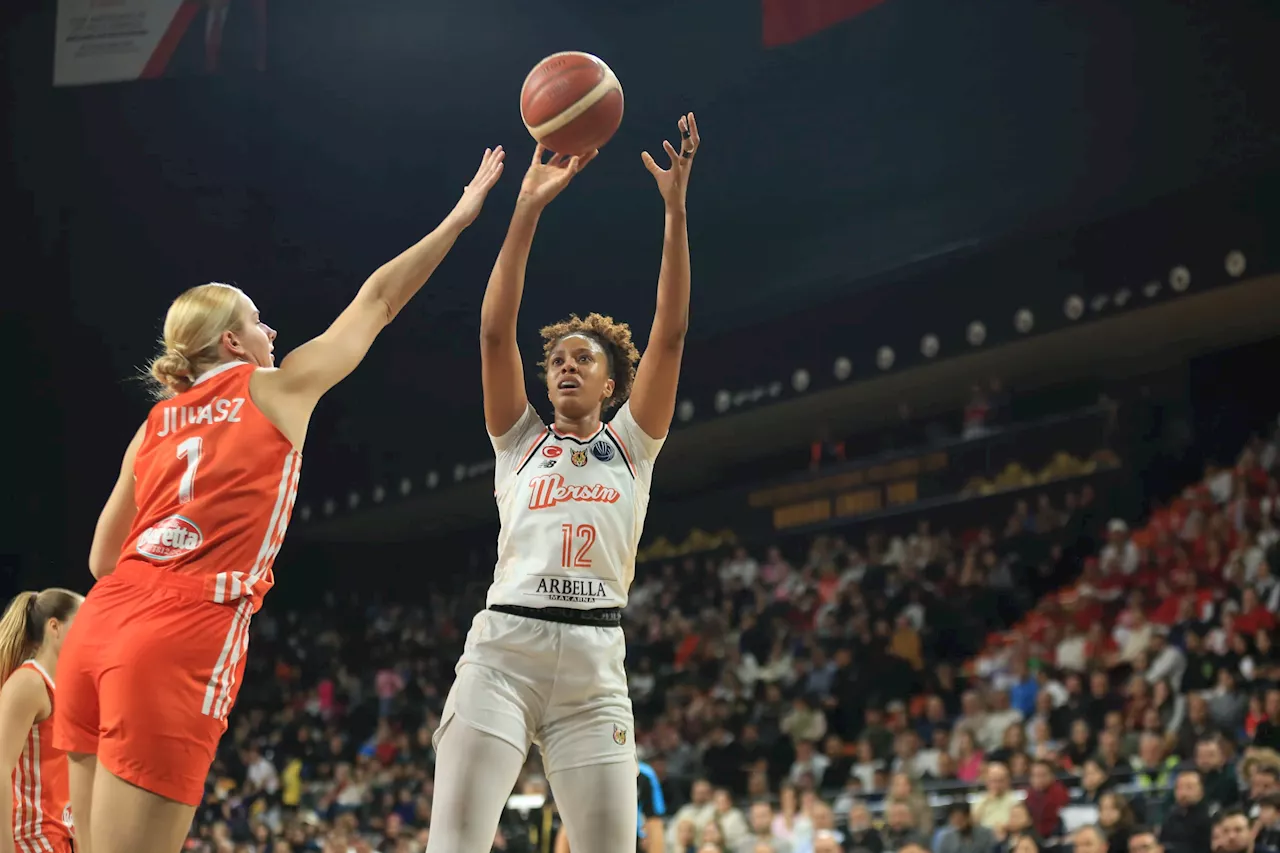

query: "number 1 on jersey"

left=177, top=437, right=203, bottom=504
left=560, top=523, right=597, bottom=568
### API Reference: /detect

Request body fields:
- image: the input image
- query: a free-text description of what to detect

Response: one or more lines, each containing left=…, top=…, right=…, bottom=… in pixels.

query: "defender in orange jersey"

left=0, top=589, right=83, bottom=853
left=52, top=146, right=506, bottom=853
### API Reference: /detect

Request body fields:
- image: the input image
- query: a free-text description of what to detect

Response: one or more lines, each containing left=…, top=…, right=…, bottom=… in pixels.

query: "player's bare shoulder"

left=247, top=366, right=308, bottom=450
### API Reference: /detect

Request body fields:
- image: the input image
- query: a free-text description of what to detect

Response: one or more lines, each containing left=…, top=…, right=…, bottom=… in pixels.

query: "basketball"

left=520, top=52, right=624, bottom=155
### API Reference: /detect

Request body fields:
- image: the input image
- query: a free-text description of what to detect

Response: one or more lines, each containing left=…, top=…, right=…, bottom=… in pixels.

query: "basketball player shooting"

left=427, top=112, right=700, bottom=853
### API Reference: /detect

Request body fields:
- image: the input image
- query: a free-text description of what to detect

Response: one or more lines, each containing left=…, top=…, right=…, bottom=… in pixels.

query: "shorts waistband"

left=489, top=604, right=622, bottom=627
left=108, top=561, right=211, bottom=601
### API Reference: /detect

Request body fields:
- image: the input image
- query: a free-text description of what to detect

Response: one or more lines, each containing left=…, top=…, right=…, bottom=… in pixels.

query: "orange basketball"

left=520, top=52, right=624, bottom=155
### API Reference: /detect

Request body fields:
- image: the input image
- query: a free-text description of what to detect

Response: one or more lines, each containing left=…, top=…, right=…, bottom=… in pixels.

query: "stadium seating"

left=188, top=410, right=1280, bottom=853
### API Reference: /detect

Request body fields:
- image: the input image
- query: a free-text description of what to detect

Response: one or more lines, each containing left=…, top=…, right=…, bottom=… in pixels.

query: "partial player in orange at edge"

left=50, top=147, right=506, bottom=853
left=0, top=589, right=83, bottom=853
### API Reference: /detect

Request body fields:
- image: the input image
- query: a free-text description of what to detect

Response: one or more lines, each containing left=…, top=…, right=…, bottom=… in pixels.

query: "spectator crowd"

left=186, top=414, right=1280, bottom=853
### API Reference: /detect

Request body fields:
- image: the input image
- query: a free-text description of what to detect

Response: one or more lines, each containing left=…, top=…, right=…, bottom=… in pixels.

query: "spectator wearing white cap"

left=1101, top=518, right=1141, bottom=576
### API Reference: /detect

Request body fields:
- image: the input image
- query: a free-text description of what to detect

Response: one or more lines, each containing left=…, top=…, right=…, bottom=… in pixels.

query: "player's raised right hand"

left=518, top=144, right=598, bottom=210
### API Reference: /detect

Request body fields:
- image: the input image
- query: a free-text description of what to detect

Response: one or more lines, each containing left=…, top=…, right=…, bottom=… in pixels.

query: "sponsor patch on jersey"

left=591, top=440, right=615, bottom=462
left=135, top=514, right=203, bottom=561
left=538, top=458, right=557, bottom=468
left=543, top=445, right=563, bottom=458
left=571, top=450, right=588, bottom=467
left=613, top=723, right=628, bottom=745
left=533, top=576, right=608, bottom=603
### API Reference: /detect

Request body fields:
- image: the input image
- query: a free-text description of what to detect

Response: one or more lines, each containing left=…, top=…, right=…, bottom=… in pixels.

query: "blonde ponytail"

left=144, top=282, right=249, bottom=399
left=148, top=350, right=197, bottom=398
left=0, top=589, right=83, bottom=686
left=0, top=592, right=38, bottom=687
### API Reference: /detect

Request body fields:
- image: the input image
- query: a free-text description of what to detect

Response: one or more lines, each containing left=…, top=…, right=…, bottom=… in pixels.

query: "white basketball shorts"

left=434, top=609, right=636, bottom=774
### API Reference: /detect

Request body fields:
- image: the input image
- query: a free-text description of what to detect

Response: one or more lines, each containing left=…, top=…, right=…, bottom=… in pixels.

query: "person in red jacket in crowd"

left=1236, top=587, right=1277, bottom=635
left=1023, top=759, right=1070, bottom=839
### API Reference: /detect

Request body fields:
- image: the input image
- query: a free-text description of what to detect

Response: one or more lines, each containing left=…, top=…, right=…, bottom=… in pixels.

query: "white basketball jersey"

left=487, top=401, right=664, bottom=610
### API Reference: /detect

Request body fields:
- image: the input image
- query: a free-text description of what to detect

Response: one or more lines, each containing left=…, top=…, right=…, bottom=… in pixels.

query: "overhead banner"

left=54, top=0, right=267, bottom=87
left=761, top=0, right=889, bottom=47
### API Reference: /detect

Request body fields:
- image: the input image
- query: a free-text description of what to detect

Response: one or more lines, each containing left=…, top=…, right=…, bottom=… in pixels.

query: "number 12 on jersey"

left=560, top=523, right=597, bottom=568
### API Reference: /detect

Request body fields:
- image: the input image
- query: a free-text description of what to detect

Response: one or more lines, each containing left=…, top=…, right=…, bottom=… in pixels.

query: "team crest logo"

left=590, top=440, right=615, bottom=463
left=612, top=723, right=628, bottom=745
left=571, top=450, right=588, bottom=467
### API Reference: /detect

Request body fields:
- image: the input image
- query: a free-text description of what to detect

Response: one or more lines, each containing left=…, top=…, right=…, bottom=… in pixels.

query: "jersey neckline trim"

left=193, top=360, right=253, bottom=386
left=548, top=422, right=607, bottom=445
left=21, top=658, right=54, bottom=688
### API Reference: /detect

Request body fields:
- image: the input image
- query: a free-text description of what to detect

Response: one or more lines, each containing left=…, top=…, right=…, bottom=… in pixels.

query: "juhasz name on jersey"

left=534, top=577, right=607, bottom=603
left=157, top=397, right=245, bottom=437
left=527, top=474, right=620, bottom=510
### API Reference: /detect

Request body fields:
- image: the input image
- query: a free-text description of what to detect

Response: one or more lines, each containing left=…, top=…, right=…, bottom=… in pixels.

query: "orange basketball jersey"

left=7, top=660, right=73, bottom=848
left=117, top=361, right=301, bottom=613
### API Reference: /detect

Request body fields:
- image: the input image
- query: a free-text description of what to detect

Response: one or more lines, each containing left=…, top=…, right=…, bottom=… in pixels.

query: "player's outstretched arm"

left=255, top=147, right=505, bottom=444
left=630, top=112, right=699, bottom=440
left=481, top=143, right=597, bottom=436
left=89, top=422, right=146, bottom=580
left=0, top=668, right=49, bottom=853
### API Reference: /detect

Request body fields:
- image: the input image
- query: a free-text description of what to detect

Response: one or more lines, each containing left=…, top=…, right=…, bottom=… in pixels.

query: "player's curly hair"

left=540, top=313, right=640, bottom=411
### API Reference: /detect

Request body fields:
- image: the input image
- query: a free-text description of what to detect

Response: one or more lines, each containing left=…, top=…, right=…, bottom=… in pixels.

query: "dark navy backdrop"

left=5, top=0, right=1280, bottom=581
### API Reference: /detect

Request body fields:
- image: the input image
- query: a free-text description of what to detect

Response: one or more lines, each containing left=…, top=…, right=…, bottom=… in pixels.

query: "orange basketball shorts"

left=53, top=563, right=254, bottom=806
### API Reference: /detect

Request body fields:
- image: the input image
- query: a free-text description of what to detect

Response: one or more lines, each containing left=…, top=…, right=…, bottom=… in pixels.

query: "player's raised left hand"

left=642, top=112, right=699, bottom=214
left=450, top=146, right=507, bottom=228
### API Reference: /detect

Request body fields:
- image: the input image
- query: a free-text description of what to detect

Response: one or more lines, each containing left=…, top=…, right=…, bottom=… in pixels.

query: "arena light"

left=966, top=321, right=986, bottom=347
left=878, top=346, right=897, bottom=369
left=1090, top=294, right=1109, bottom=313
left=833, top=356, right=852, bottom=381
left=399, top=477, right=413, bottom=496
left=676, top=400, right=695, bottom=423
left=1014, top=308, right=1034, bottom=333
left=766, top=381, right=783, bottom=398
left=1064, top=295, right=1084, bottom=320
left=426, top=471, right=440, bottom=489
left=1170, top=265, right=1191, bottom=292
left=347, top=491, right=360, bottom=509
left=1143, top=281, right=1161, bottom=299
left=918, top=335, right=937, bottom=358
left=791, top=369, right=810, bottom=392
left=372, top=485, right=386, bottom=504
left=453, top=464, right=467, bottom=483
left=714, top=390, right=731, bottom=413
left=298, top=505, right=312, bottom=522
left=323, top=498, right=336, bottom=517
left=1226, top=250, right=1246, bottom=278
